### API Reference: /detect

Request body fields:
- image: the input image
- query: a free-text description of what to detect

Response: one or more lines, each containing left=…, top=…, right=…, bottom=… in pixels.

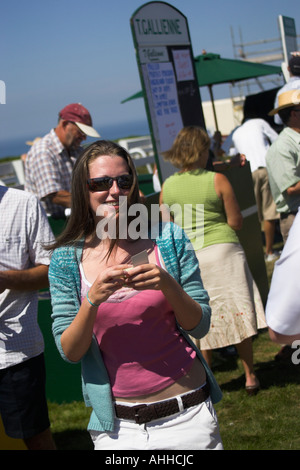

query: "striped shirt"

left=25, top=129, right=82, bottom=218
left=0, top=186, right=54, bottom=369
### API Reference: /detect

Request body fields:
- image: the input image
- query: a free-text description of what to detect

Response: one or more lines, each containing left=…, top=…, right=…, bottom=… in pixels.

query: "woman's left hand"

left=124, top=263, right=170, bottom=291
left=124, top=263, right=203, bottom=331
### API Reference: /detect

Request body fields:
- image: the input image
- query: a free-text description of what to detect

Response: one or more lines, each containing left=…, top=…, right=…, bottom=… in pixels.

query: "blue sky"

left=1, top=0, right=299, bottom=146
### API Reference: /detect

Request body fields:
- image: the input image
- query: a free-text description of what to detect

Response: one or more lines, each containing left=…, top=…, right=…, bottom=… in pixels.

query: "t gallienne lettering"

left=135, top=18, right=182, bottom=36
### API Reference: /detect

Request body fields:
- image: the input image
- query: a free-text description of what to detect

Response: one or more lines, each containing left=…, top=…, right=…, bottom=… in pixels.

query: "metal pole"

left=208, top=85, right=219, bottom=131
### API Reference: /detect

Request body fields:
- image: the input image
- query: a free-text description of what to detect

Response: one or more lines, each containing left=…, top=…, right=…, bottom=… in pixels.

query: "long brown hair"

left=49, top=140, right=141, bottom=252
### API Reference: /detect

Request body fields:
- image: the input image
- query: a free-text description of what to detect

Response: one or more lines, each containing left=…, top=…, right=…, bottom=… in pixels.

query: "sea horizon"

left=0, top=118, right=150, bottom=159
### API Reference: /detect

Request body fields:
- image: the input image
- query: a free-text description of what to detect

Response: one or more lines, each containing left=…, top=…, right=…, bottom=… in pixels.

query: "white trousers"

left=90, top=397, right=223, bottom=450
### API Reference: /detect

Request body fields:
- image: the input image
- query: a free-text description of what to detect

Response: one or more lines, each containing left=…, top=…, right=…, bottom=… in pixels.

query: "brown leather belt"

left=115, top=383, right=210, bottom=424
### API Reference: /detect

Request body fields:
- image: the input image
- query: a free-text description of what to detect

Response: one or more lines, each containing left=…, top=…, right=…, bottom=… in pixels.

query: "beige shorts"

left=252, top=167, right=279, bottom=222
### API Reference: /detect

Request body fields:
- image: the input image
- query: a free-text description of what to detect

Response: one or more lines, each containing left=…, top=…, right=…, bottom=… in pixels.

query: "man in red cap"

left=25, top=103, right=100, bottom=220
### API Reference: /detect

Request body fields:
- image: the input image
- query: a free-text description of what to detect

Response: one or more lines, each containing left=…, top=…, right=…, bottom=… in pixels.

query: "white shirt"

left=232, top=118, right=278, bottom=172
left=266, top=208, right=300, bottom=336
left=0, top=186, right=54, bottom=369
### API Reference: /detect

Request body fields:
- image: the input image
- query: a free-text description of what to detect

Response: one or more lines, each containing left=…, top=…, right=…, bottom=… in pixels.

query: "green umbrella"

left=193, top=53, right=281, bottom=86
left=121, top=90, right=144, bottom=103
left=122, top=52, right=282, bottom=129
left=194, top=53, right=282, bottom=128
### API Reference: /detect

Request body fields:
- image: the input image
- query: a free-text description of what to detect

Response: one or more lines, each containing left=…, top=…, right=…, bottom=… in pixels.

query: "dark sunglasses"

left=87, top=174, right=133, bottom=192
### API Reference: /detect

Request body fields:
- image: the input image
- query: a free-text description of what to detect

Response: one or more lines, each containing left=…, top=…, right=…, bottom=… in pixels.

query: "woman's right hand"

left=60, top=263, right=131, bottom=362
left=87, top=264, right=132, bottom=306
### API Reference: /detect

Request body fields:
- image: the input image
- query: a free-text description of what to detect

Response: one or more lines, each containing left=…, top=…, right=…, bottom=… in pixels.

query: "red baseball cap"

left=59, top=103, right=100, bottom=137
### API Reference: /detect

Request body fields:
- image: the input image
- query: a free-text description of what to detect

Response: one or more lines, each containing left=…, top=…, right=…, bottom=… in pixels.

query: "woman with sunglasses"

left=48, top=140, right=223, bottom=450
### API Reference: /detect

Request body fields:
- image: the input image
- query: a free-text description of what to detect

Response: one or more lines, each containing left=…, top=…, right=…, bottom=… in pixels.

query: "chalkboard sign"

left=131, top=2, right=205, bottom=181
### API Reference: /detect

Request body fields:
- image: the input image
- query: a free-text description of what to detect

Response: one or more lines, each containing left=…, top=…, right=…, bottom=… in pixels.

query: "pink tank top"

left=80, top=245, right=196, bottom=397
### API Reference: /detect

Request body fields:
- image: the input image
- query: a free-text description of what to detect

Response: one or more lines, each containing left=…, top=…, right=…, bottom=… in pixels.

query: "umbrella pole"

left=208, top=85, right=219, bottom=131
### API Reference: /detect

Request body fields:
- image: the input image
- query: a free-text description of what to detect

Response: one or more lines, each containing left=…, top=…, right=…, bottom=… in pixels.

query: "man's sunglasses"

left=87, top=174, right=133, bottom=192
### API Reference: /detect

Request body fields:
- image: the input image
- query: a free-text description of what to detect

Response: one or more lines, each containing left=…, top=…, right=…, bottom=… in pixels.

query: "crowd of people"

left=0, top=52, right=300, bottom=451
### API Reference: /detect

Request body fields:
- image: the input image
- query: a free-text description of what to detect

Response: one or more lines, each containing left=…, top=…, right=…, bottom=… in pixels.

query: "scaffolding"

left=229, top=24, right=300, bottom=98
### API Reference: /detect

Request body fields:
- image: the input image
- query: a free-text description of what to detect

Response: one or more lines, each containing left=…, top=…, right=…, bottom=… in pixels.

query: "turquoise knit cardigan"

left=48, top=222, right=222, bottom=431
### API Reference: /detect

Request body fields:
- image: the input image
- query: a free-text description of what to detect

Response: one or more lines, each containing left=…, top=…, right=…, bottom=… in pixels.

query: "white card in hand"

left=131, top=250, right=149, bottom=266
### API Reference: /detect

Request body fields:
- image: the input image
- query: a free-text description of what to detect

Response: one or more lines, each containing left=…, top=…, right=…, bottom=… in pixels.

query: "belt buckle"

left=132, top=404, right=148, bottom=424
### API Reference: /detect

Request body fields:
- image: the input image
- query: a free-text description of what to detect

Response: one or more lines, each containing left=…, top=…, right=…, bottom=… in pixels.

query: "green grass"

left=48, top=401, right=92, bottom=450
left=213, top=331, right=300, bottom=450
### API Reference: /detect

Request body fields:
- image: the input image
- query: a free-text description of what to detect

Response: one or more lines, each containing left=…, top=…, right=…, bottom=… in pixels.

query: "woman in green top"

left=160, top=127, right=266, bottom=396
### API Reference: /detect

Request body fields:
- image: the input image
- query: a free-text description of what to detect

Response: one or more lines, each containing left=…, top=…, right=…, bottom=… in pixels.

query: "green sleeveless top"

left=162, top=169, right=239, bottom=250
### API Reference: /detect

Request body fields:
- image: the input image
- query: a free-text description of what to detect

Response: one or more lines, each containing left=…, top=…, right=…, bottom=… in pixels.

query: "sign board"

left=278, top=15, right=298, bottom=65
left=131, top=2, right=205, bottom=182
